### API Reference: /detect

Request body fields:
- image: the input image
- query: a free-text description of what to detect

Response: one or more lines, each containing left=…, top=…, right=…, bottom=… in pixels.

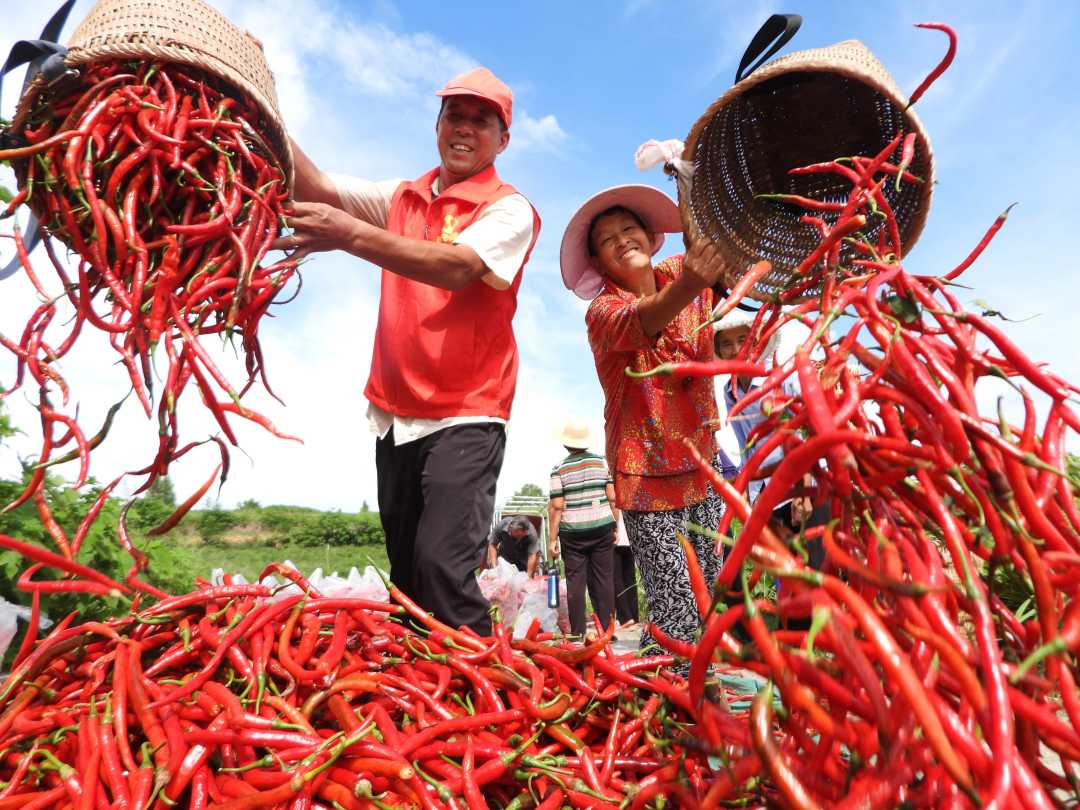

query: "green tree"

left=146, top=475, right=176, bottom=507
left=0, top=400, right=13, bottom=444
left=516, top=483, right=543, bottom=497
left=126, top=475, right=177, bottom=531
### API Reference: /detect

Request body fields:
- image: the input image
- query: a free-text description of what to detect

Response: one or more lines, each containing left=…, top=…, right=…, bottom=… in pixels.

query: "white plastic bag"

left=477, top=558, right=528, bottom=629
left=511, top=576, right=569, bottom=638
left=0, top=597, right=52, bottom=662
left=309, top=566, right=389, bottom=602
left=211, top=562, right=389, bottom=602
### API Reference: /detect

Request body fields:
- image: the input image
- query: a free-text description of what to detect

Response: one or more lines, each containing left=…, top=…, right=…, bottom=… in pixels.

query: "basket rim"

left=679, top=38, right=935, bottom=302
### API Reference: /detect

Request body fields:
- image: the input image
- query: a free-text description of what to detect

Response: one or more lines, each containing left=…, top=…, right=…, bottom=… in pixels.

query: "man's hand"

left=270, top=201, right=362, bottom=261
left=680, top=236, right=729, bottom=291
left=547, top=540, right=559, bottom=560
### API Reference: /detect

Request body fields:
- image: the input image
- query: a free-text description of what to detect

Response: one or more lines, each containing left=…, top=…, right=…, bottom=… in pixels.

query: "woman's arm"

left=636, top=237, right=730, bottom=337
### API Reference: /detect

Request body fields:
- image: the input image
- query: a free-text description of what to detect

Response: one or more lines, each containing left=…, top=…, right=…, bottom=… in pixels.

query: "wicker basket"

left=682, top=39, right=934, bottom=301
left=12, top=0, right=293, bottom=188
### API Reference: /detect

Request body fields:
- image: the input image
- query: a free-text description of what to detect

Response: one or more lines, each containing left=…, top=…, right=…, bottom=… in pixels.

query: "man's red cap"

left=435, top=67, right=512, bottom=129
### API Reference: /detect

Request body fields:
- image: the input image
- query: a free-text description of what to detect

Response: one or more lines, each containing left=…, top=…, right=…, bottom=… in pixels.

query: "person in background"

left=274, top=67, right=540, bottom=636
left=559, top=184, right=729, bottom=653
left=487, top=515, right=540, bottom=577
left=548, top=420, right=616, bottom=637
left=612, top=513, right=640, bottom=630
left=714, top=310, right=826, bottom=631
left=713, top=311, right=819, bottom=541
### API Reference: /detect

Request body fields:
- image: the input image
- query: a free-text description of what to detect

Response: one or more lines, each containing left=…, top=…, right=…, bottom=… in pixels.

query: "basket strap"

left=0, top=0, right=76, bottom=281
left=734, top=13, right=802, bottom=83
left=710, top=284, right=763, bottom=313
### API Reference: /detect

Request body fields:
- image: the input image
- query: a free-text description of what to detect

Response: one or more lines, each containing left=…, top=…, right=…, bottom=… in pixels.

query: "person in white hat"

left=713, top=312, right=826, bottom=601
left=559, top=184, right=730, bottom=654
left=547, top=420, right=617, bottom=637
left=712, top=309, right=786, bottom=505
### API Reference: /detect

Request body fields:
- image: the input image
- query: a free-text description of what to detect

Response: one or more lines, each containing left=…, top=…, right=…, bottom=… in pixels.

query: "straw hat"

left=555, top=420, right=591, bottom=450
left=560, top=185, right=682, bottom=300
left=680, top=15, right=934, bottom=301
left=712, top=309, right=781, bottom=366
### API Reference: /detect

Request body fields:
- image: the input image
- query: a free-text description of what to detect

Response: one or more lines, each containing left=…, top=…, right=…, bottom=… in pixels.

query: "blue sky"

left=2, top=0, right=1078, bottom=513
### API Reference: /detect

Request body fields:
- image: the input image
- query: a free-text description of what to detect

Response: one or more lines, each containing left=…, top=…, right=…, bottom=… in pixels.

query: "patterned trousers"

left=622, top=493, right=724, bottom=657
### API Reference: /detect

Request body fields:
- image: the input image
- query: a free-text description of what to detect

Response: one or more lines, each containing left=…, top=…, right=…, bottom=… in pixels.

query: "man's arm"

left=274, top=202, right=490, bottom=291
left=290, top=139, right=345, bottom=208
left=605, top=482, right=619, bottom=524
left=486, top=542, right=499, bottom=569
left=548, top=496, right=565, bottom=559
left=526, top=552, right=539, bottom=578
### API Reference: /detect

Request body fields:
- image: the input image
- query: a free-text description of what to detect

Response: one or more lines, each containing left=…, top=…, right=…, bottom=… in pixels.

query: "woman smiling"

left=559, top=184, right=732, bottom=654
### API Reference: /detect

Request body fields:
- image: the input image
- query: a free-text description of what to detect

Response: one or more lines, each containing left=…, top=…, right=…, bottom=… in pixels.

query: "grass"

left=192, top=541, right=390, bottom=582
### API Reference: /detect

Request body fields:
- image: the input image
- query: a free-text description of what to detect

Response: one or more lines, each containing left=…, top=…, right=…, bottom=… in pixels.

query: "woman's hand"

left=270, top=201, right=362, bottom=260
left=680, top=236, right=729, bottom=291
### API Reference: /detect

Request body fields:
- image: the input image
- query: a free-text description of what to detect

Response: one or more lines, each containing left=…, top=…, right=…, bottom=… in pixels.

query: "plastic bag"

left=0, top=597, right=52, bottom=662
left=308, top=566, right=389, bottom=602
left=210, top=561, right=389, bottom=602
left=477, top=558, right=529, bottom=629
left=512, top=576, right=569, bottom=638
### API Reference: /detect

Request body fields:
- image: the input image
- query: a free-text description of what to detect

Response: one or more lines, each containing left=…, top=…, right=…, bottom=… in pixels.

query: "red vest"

left=364, top=165, right=540, bottom=420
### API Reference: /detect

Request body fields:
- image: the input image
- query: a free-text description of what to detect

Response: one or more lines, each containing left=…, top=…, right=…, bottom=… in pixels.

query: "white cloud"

left=509, top=113, right=569, bottom=155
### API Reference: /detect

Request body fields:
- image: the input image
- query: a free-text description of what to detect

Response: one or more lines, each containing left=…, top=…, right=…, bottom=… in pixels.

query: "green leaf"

left=0, top=185, right=12, bottom=204
left=885, top=293, right=921, bottom=324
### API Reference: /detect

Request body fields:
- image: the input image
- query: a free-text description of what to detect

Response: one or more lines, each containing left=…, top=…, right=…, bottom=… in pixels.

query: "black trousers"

left=375, top=423, right=506, bottom=635
left=560, top=525, right=615, bottom=637
left=612, top=546, right=639, bottom=624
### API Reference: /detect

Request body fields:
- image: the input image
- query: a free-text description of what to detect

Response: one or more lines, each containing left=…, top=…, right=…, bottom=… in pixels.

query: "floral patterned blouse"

left=585, top=255, right=718, bottom=512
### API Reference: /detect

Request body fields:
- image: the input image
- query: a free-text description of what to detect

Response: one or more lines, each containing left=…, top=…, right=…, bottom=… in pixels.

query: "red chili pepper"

left=908, top=22, right=958, bottom=105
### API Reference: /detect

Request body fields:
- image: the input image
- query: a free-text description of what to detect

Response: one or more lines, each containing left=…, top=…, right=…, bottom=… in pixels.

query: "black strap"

left=0, top=0, right=77, bottom=281
left=734, top=13, right=802, bottom=83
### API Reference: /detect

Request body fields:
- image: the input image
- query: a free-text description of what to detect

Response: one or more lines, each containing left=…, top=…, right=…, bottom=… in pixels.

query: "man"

left=548, top=420, right=617, bottom=637
left=273, top=68, right=541, bottom=635
left=487, top=515, right=540, bottom=577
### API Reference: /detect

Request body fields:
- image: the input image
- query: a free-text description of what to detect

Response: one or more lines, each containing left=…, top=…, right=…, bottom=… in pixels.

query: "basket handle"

left=0, top=0, right=76, bottom=282
left=734, top=14, right=802, bottom=83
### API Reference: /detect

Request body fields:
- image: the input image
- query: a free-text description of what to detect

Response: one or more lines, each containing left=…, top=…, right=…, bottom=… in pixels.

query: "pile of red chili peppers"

left=623, top=25, right=1080, bottom=808
left=0, top=59, right=297, bottom=552
left=4, top=20, right=1080, bottom=809
left=0, top=558, right=756, bottom=809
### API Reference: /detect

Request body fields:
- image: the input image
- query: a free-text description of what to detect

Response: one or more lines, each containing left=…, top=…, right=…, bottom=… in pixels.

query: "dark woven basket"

left=682, top=40, right=934, bottom=301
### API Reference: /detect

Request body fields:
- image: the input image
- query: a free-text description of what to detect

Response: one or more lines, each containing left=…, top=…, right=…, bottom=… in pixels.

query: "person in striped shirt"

left=548, top=420, right=617, bottom=637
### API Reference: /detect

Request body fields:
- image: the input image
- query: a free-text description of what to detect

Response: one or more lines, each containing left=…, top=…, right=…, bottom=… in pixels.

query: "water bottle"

left=546, top=562, right=560, bottom=609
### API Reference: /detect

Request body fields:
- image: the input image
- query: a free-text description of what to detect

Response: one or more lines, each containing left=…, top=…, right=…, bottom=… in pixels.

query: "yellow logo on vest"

left=438, top=214, right=460, bottom=243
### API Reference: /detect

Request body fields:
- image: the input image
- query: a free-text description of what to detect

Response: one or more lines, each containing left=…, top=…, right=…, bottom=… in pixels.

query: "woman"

left=559, top=184, right=730, bottom=652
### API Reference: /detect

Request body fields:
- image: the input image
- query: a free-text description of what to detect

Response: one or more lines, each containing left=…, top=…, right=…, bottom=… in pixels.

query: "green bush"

left=282, top=510, right=384, bottom=548
left=194, top=507, right=241, bottom=543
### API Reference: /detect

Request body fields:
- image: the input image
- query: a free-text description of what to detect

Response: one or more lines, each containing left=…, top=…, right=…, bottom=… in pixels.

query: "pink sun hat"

left=559, top=185, right=682, bottom=300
